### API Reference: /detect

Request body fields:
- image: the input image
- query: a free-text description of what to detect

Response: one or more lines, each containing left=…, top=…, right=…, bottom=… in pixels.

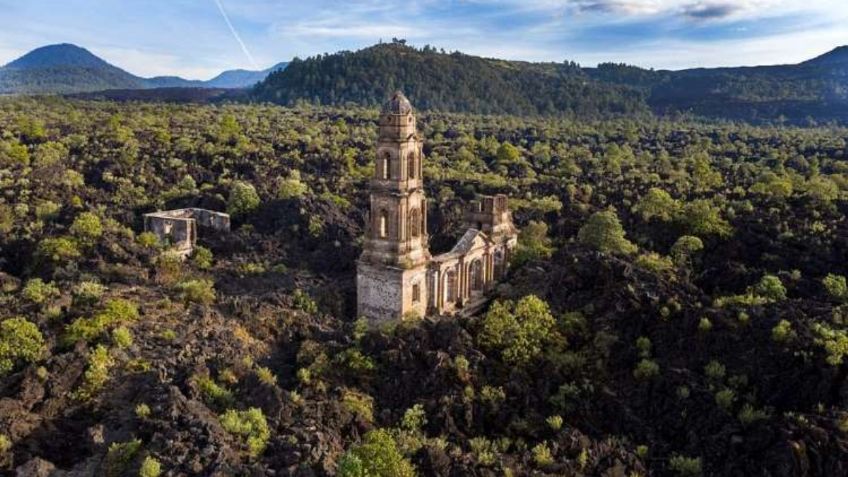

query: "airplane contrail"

left=213, top=0, right=258, bottom=69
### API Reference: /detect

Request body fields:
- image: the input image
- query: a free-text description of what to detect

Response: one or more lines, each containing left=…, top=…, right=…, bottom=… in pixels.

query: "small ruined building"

left=357, top=92, right=517, bottom=323
left=143, top=208, right=230, bottom=256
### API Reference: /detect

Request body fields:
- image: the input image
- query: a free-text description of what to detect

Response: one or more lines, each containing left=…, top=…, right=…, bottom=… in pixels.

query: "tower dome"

left=382, top=90, right=413, bottom=115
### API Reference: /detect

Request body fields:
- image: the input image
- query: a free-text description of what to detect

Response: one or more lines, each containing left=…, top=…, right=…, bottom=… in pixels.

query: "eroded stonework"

left=356, top=92, right=517, bottom=323
left=143, top=208, right=230, bottom=257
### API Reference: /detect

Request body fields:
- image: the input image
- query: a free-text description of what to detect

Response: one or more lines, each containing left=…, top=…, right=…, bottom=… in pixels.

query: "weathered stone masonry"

left=357, top=92, right=517, bottom=323
left=143, top=208, right=230, bottom=257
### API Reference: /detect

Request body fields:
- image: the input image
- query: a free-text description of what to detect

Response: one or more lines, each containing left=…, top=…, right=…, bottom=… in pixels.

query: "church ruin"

left=357, top=92, right=517, bottom=323
left=143, top=208, right=230, bottom=257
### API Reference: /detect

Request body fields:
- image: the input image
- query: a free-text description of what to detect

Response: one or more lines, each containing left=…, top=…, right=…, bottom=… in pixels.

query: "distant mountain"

left=0, top=44, right=145, bottom=93
left=254, top=42, right=848, bottom=124
left=253, top=43, right=649, bottom=117
left=0, top=43, right=288, bottom=94
left=205, top=62, right=288, bottom=89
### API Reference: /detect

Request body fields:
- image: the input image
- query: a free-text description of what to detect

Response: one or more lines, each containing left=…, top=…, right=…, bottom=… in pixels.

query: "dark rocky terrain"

left=0, top=98, right=847, bottom=475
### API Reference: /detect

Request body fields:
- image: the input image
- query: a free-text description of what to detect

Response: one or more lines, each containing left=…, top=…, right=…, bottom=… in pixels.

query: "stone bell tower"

left=357, top=91, right=430, bottom=323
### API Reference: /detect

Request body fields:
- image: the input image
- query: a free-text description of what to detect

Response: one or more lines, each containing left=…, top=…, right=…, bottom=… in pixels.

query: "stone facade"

left=357, top=92, right=517, bottom=323
left=143, top=208, right=230, bottom=257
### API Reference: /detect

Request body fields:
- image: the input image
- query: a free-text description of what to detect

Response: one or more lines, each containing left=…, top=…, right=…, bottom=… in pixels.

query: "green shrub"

left=0, top=317, right=45, bottom=375
left=698, top=317, right=713, bottom=332
left=634, top=187, right=680, bottom=221
left=191, top=246, right=213, bottom=270
left=531, top=442, right=554, bottom=467
left=812, top=322, right=848, bottom=365
left=337, top=429, right=416, bottom=477
left=139, top=456, right=162, bottom=477
left=74, top=344, right=114, bottom=401
left=577, top=209, right=637, bottom=255
left=668, top=454, right=702, bottom=476
left=478, top=295, right=556, bottom=366
left=37, top=236, right=82, bottom=263
left=292, top=289, right=318, bottom=314
left=104, top=438, right=142, bottom=477
left=73, top=281, right=106, bottom=305
left=135, top=403, right=151, bottom=418
left=227, top=181, right=261, bottom=216
left=823, top=274, right=848, bottom=302
left=633, top=359, right=660, bottom=380
left=337, top=348, right=376, bottom=373
left=670, top=235, right=704, bottom=266
left=755, top=275, right=786, bottom=301
left=137, top=232, right=160, bottom=248
left=112, top=327, right=133, bottom=348
left=277, top=170, right=310, bottom=199
left=704, top=360, right=726, bottom=380
left=715, top=388, right=735, bottom=411
left=635, top=337, right=652, bottom=358
left=64, top=299, right=139, bottom=345
left=174, top=279, right=216, bottom=305
left=255, top=366, right=278, bottom=386
left=22, top=278, right=60, bottom=304
left=738, top=403, right=769, bottom=425
left=219, top=407, right=270, bottom=457
left=400, top=404, right=427, bottom=431
left=635, top=252, right=674, bottom=273
left=341, top=389, right=374, bottom=423
left=0, top=434, right=10, bottom=453
left=772, top=320, right=795, bottom=342
left=193, top=374, right=234, bottom=407
left=468, top=436, right=498, bottom=466
left=546, top=415, right=563, bottom=431
left=70, top=212, right=103, bottom=243
left=512, top=220, right=553, bottom=265
left=680, top=199, right=732, bottom=238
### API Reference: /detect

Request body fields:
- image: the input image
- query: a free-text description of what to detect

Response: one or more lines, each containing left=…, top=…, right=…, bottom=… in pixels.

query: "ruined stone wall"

left=357, top=262, right=428, bottom=323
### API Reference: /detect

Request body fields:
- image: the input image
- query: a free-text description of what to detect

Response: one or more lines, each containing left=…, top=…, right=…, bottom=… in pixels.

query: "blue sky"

left=0, top=0, right=846, bottom=79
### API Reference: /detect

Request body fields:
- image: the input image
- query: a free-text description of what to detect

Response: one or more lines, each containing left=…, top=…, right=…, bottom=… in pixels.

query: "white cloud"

left=91, top=47, right=226, bottom=80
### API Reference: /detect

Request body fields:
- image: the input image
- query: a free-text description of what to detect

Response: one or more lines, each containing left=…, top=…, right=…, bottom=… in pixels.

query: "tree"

left=0, top=317, right=45, bottom=375
left=337, top=429, right=415, bottom=477
left=577, top=209, right=637, bottom=255
left=70, top=212, right=103, bottom=243
left=755, top=274, right=787, bottom=301
left=513, top=220, right=553, bottom=266
left=680, top=200, right=732, bottom=238
left=227, top=181, right=260, bottom=216
left=634, top=188, right=680, bottom=222
left=478, top=295, right=557, bottom=365
left=823, top=274, right=848, bottom=302
left=670, top=235, right=704, bottom=267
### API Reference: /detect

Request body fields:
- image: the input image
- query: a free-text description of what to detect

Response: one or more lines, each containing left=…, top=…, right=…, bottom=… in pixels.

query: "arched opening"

left=471, top=259, right=483, bottom=291
left=446, top=270, right=458, bottom=303
left=409, top=208, right=421, bottom=238
left=408, top=152, right=416, bottom=179
left=381, top=152, right=390, bottom=180
left=412, top=284, right=421, bottom=303
left=493, top=249, right=505, bottom=280
left=378, top=210, right=389, bottom=238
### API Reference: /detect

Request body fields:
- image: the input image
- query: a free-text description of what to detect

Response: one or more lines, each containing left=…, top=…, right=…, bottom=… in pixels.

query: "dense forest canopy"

left=0, top=96, right=848, bottom=475
left=254, top=40, right=848, bottom=124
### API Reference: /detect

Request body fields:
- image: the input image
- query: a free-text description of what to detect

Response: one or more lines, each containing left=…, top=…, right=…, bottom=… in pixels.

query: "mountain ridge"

left=253, top=42, right=848, bottom=124
left=0, top=43, right=288, bottom=94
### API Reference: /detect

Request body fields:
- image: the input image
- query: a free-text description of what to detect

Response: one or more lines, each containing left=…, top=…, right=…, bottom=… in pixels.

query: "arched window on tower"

left=409, top=208, right=421, bottom=238
left=408, top=152, right=416, bottom=179
left=381, top=152, right=390, bottom=180
left=378, top=210, right=389, bottom=238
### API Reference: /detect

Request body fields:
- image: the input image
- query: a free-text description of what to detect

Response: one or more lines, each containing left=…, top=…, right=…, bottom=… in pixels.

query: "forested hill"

left=252, top=42, right=652, bottom=118
left=253, top=41, right=848, bottom=124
